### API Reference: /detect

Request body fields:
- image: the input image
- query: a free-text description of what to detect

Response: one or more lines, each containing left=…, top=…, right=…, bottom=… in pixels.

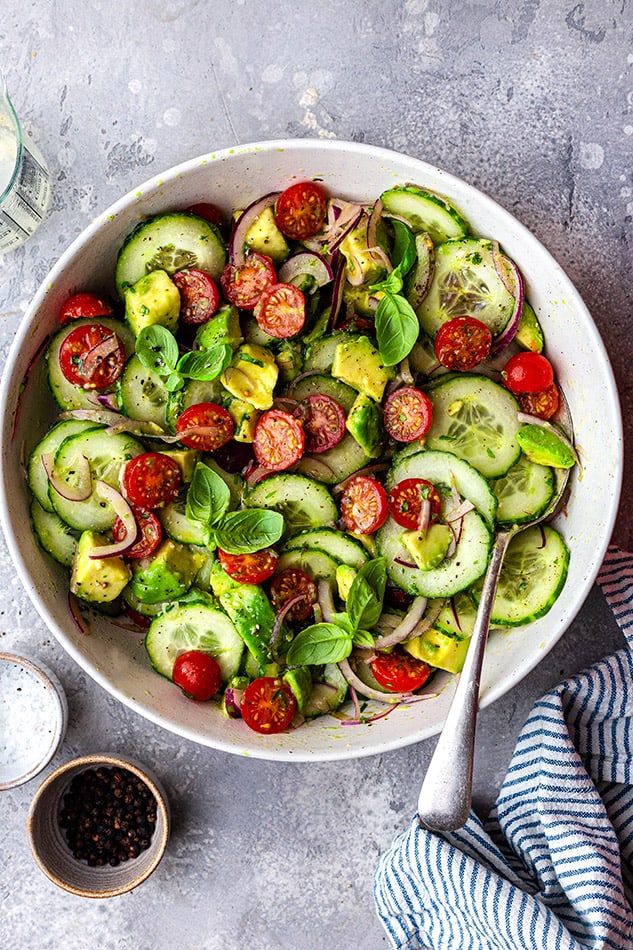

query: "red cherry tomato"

left=185, top=202, right=225, bottom=230
left=274, top=181, right=328, bottom=241
left=176, top=402, right=235, bottom=451
left=59, top=292, right=114, bottom=324
left=121, top=452, right=182, bottom=509
left=172, top=268, right=220, bottom=324
left=218, top=548, right=279, bottom=585
left=220, top=252, right=277, bottom=310
left=370, top=647, right=431, bottom=692
left=240, top=676, right=297, bottom=733
left=294, top=394, right=346, bottom=454
left=501, top=352, right=555, bottom=394
left=340, top=476, right=388, bottom=535
left=253, top=410, right=305, bottom=471
left=516, top=382, right=560, bottom=420
left=387, top=478, right=442, bottom=530
left=58, top=323, right=126, bottom=390
left=112, top=508, right=162, bottom=559
left=269, top=568, right=318, bottom=622
left=253, top=282, right=306, bottom=338
left=172, top=650, right=222, bottom=701
left=383, top=387, right=434, bottom=442
left=434, top=316, right=493, bottom=371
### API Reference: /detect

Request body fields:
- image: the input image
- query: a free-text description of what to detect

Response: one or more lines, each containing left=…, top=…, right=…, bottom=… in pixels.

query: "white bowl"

left=0, top=139, right=622, bottom=761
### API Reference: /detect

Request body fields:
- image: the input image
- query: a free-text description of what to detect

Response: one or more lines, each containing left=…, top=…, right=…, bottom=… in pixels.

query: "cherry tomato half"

left=59, top=292, right=114, bottom=324
left=370, top=647, right=431, bottom=693
left=121, top=452, right=182, bottom=509
left=274, top=181, right=328, bottom=241
left=185, top=202, right=225, bottom=230
left=434, top=316, right=492, bottom=371
left=383, top=386, right=434, bottom=443
left=254, top=282, right=306, bottom=338
left=501, top=352, right=555, bottom=394
left=340, top=476, right=388, bottom=535
left=516, top=382, right=560, bottom=420
left=294, top=394, right=346, bottom=454
left=269, top=568, right=318, bottom=622
left=253, top=410, right=305, bottom=471
left=218, top=548, right=279, bottom=585
left=59, top=323, right=126, bottom=390
left=176, top=402, right=235, bottom=451
left=387, top=478, right=442, bottom=530
left=172, top=650, right=222, bottom=701
left=112, top=508, right=162, bottom=559
left=172, top=268, right=220, bottom=324
left=240, top=676, right=297, bottom=733
left=220, top=252, right=277, bottom=310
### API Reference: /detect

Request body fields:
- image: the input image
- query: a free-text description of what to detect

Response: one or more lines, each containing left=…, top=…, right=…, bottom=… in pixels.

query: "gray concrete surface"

left=0, top=2, right=631, bottom=947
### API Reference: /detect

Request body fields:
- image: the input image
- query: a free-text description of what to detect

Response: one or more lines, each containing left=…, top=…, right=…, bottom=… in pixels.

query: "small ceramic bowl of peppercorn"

left=26, top=753, right=169, bottom=897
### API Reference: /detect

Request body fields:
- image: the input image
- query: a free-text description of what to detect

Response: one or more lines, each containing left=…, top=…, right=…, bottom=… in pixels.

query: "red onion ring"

left=373, top=596, right=428, bottom=649
left=338, top=657, right=431, bottom=705
left=42, top=452, right=92, bottom=502
left=68, top=592, right=89, bottom=635
left=88, top=481, right=138, bottom=558
left=81, top=332, right=120, bottom=375
left=490, top=251, right=524, bottom=356
left=278, top=251, right=333, bottom=289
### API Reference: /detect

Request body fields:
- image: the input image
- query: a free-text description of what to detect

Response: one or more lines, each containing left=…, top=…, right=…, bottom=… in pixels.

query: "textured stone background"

left=0, top=2, right=631, bottom=947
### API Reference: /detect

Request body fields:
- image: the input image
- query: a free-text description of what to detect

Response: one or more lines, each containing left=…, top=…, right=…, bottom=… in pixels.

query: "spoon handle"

left=417, top=529, right=513, bottom=832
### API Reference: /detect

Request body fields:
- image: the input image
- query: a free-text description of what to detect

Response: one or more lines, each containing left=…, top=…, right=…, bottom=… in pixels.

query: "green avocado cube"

left=244, top=206, right=290, bottom=263
left=195, top=304, right=243, bottom=350
left=403, top=523, right=452, bottom=571
left=517, top=424, right=575, bottom=469
left=283, top=666, right=312, bottom=712
left=70, top=530, right=131, bottom=604
left=124, top=269, right=181, bottom=336
left=404, top=627, right=470, bottom=674
left=346, top=392, right=384, bottom=458
left=129, top=539, right=206, bottom=604
left=331, top=335, right=394, bottom=402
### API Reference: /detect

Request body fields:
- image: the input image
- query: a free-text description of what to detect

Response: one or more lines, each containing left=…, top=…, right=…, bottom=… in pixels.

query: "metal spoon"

left=417, top=414, right=573, bottom=833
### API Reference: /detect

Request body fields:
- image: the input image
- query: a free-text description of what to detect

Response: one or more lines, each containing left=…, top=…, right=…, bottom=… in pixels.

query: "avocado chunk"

left=404, top=627, right=470, bottom=674
left=124, top=269, right=180, bottom=336
left=336, top=563, right=357, bottom=602
left=70, top=530, right=131, bottom=604
left=221, top=343, right=279, bottom=410
left=339, top=213, right=388, bottom=285
left=243, top=205, right=290, bottom=263
left=516, top=424, right=575, bottom=469
left=346, top=392, right=384, bottom=458
left=343, top=285, right=385, bottom=318
left=514, top=301, right=544, bottom=353
left=331, top=335, right=394, bottom=402
left=403, top=523, right=452, bottom=571
left=210, top=562, right=280, bottom=668
left=129, top=539, right=206, bottom=605
left=225, top=397, right=261, bottom=443
left=195, top=304, right=243, bottom=350
left=159, top=448, right=200, bottom=482
left=283, top=666, right=312, bottom=712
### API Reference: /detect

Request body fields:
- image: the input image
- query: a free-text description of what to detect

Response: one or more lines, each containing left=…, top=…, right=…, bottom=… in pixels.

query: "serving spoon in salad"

left=417, top=402, right=575, bottom=833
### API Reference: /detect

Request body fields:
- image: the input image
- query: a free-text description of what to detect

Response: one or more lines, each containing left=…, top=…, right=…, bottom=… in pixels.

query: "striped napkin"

left=374, top=545, right=633, bottom=949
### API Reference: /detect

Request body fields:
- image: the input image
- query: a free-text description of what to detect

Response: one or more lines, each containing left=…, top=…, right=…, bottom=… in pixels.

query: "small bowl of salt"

left=0, top=652, right=68, bottom=790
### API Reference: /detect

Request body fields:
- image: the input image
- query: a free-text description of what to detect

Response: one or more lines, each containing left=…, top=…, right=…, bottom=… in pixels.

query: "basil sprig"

left=186, top=462, right=284, bottom=555
left=371, top=219, right=420, bottom=367
left=136, top=325, right=232, bottom=393
left=285, top=558, right=387, bottom=666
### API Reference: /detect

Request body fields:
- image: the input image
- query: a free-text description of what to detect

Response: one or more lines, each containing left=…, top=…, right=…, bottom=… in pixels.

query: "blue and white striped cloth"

left=374, top=545, right=633, bottom=949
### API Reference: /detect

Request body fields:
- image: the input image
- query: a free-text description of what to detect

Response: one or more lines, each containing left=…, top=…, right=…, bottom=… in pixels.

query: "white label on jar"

left=0, top=142, right=51, bottom=251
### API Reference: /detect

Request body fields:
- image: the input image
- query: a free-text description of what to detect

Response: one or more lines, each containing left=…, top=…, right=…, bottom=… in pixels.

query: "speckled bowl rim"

left=0, top=651, right=68, bottom=790
left=26, top=753, right=170, bottom=898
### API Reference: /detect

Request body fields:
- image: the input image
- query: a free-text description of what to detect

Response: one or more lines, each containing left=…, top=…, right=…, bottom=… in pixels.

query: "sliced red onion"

left=373, top=596, right=427, bottom=649
left=338, top=657, right=431, bottom=705
left=223, top=685, right=244, bottom=719
left=88, top=481, right=138, bottom=558
left=68, top=592, right=89, bottom=635
left=293, top=454, right=337, bottom=482
left=81, top=332, right=121, bottom=375
left=394, top=556, right=418, bottom=569
left=327, top=257, right=347, bottom=330
left=417, top=496, right=432, bottom=534
left=325, top=201, right=363, bottom=254
left=229, top=191, right=281, bottom=266
left=60, top=407, right=123, bottom=425
left=333, top=462, right=389, bottom=494
left=270, top=592, right=308, bottom=658
left=445, top=499, right=475, bottom=522
left=246, top=464, right=272, bottom=487
left=97, top=392, right=120, bottom=410
left=490, top=251, right=524, bottom=356
left=42, top=452, right=93, bottom=502
left=278, top=251, right=333, bottom=290
left=317, top=579, right=335, bottom=623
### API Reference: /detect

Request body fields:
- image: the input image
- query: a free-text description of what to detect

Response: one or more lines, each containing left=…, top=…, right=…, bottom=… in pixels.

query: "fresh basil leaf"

left=186, top=462, right=231, bottom=528
left=177, top=344, right=233, bottom=381
left=390, top=218, right=417, bottom=276
left=213, top=508, right=284, bottom=555
left=136, top=325, right=179, bottom=375
left=347, top=557, right=387, bottom=630
left=330, top=611, right=357, bottom=636
left=375, top=291, right=419, bottom=366
left=345, top=577, right=376, bottom=633
left=369, top=269, right=403, bottom=296
left=285, top=623, right=353, bottom=666
left=163, top=371, right=185, bottom=392
left=353, top=628, right=376, bottom=649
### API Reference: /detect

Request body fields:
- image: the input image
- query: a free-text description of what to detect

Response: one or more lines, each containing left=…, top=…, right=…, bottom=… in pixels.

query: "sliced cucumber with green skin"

left=304, top=333, right=359, bottom=373
left=283, top=528, right=368, bottom=569
left=46, top=317, right=135, bottom=411
left=387, top=447, right=498, bottom=528
left=30, top=498, right=78, bottom=566
left=50, top=427, right=145, bottom=531
left=380, top=186, right=470, bottom=244
left=28, top=419, right=97, bottom=512
left=243, top=473, right=338, bottom=537
left=165, top=376, right=225, bottom=430
left=276, top=548, right=340, bottom=584
left=294, top=433, right=371, bottom=485
left=405, top=232, right=435, bottom=309
left=117, top=353, right=171, bottom=427
left=145, top=600, right=244, bottom=682
left=158, top=497, right=206, bottom=545
left=425, top=374, right=521, bottom=478
left=493, top=456, right=555, bottom=525
left=115, top=212, right=227, bottom=296
left=377, top=508, right=492, bottom=598
left=416, top=238, right=516, bottom=340
left=473, top=525, right=570, bottom=626
left=288, top=373, right=357, bottom=413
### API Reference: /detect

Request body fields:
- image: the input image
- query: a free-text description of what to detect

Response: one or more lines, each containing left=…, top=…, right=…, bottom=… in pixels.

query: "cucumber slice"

left=288, top=373, right=357, bottom=412
left=473, top=525, right=569, bottom=626
left=30, top=498, right=78, bottom=566
left=387, top=447, right=498, bottom=527
left=276, top=548, right=340, bottom=584
left=294, top=433, right=371, bottom=485
left=46, top=317, right=135, bottom=411
left=283, top=528, right=368, bottom=569
left=431, top=592, right=478, bottom=637
left=243, top=473, right=338, bottom=537
left=377, top=508, right=492, bottom=598
left=117, top=354, right=172, bottom=427
left=145, top=600, right=244, bottom=682
left=50, top=427, right=145, bottom=531
left=493, top=456, right=555, bottom=525
left=165, top=376, right=225, bottom=430
left=28, top=419, right=97, bottom=513
left=405, top=232, right=435, bottom=309
left=416, top=238, right=516, bottom=339
left=115, top=212, right=227, bottom=296
left=425, top=374, right=521, bottom=478
left=158, top=497, right=206, bottom=545
left=380, top=186, right=469, bottom=244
